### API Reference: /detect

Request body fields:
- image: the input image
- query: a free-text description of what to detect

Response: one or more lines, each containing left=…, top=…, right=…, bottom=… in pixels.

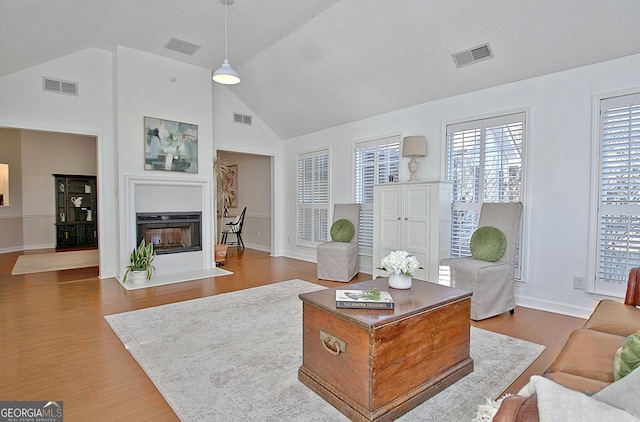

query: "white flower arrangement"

left=378, top=250, right=421, bottom=277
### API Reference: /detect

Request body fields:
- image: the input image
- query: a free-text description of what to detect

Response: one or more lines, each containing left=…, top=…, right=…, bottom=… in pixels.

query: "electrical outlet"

left=573, top=276, right=585, bottom=290
left=257, top=231, right=261, bottom=238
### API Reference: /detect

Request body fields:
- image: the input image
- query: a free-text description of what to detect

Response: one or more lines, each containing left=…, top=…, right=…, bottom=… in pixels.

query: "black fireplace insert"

left=136, top=212, right=202, bottom=255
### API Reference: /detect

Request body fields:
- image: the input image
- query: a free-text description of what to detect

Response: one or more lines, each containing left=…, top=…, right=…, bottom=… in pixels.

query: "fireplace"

left=136, top=212, right=202, bottom=255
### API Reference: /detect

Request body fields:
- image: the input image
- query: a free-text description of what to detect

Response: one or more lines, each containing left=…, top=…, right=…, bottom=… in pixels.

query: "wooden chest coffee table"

left=298, top=278, right=473, bottom=421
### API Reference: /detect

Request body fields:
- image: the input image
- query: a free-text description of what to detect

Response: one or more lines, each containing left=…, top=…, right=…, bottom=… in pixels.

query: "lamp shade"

left=402, top=136, right=427, bottom=157
left=213, top=59, right=241, bottom=85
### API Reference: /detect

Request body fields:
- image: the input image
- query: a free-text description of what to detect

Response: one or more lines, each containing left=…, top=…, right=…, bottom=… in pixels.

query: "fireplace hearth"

left=136, top=212, right=202, bottom=255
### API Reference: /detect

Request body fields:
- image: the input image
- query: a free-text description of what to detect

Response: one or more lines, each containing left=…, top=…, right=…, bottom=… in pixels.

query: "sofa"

left=492, top=268, right=640, bottom=421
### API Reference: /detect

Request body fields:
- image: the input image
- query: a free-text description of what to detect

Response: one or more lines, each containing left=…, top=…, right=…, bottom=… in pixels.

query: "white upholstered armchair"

left=439, top=202, right=523, bottom=321
left=316, top=203, right=361, bottom=282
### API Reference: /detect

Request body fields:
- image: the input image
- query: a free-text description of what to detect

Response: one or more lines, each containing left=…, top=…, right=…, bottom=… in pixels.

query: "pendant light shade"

left=213, top=0, right=240, bottom=85
left=213, top=59, right=240, bottom=85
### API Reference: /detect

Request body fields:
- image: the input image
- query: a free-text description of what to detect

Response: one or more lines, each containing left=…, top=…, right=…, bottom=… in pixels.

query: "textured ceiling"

left=2, top=0, right=640, bottom=139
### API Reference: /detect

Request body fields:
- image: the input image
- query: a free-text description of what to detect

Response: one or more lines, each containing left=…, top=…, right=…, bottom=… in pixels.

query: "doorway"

left=0, top=127, right=98, bottom=263
left=216, top=150, right=272, bottom=253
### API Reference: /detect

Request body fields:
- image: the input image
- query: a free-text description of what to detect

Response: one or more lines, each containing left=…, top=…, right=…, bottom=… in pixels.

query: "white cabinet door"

left=378, top=185, right=403, bottom=262
left=403, top=184, right=430, bottom=281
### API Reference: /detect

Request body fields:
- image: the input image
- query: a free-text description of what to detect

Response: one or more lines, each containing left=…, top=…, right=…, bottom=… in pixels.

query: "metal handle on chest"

left=320, top=330, right=347, bottom=356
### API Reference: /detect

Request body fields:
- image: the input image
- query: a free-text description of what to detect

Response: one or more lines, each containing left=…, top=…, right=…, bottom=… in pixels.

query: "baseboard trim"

left=242, top=243, right=271, bottom=253
left=0, top=246, right=24, bottom=254
left=283, top=251, right=316, bottom=263
left=24, top=243, right=56, bottom=250
left=515, top=295, right=594, bottom=319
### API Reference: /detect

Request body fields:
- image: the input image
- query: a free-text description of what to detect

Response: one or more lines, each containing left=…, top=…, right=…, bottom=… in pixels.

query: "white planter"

left=129, top=270, right=148, bottom=285
left=388, top=273, right=412, bottom=289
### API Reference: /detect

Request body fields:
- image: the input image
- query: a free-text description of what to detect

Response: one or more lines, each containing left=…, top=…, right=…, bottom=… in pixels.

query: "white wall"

left=3, top=44, right=639, bottom=317
left=283, top=53, right=640, bottom=318
left=0, top=48, right=117, bottom=276
left=0, top=129, right=23, bottom=252
left=0, top=45, right=283, bottom=276
left=212, top=87, right=283, bottom=254
left=115, top=46, right=217, bottom=276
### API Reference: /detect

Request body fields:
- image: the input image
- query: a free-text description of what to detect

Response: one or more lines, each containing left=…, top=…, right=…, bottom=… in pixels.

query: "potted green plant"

left=123, top=239, right=156, bottom=284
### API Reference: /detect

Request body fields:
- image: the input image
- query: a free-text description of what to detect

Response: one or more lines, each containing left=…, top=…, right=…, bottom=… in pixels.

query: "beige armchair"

left=439, top=202, right=523, bottom=321
left=316, top=203, right=361, bottom=282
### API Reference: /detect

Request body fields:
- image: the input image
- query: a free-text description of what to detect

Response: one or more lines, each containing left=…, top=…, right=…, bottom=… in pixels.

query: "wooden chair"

left=221, top=207, right=246, bottom=249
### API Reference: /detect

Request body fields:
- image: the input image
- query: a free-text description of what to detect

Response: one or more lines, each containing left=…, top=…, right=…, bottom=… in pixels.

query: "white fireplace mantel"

left=124, top=175, right=213, bottom=274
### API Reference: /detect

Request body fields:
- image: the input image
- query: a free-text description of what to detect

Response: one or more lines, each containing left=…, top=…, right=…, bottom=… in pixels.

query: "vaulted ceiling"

left=2, top=0, right=640, bottom=139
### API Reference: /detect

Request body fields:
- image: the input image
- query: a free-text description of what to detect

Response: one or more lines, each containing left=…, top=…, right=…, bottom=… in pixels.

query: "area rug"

left=11, top=249, right=98, bottom=275
left=105, top=279, right=545, bottom=421
left=120, top=267, right=233, bottom=290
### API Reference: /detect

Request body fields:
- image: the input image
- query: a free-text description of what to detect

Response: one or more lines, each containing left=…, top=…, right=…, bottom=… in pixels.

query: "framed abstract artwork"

left=223, top=165, right=238, bottom=208
left=144, top=116, right=198, bottom=173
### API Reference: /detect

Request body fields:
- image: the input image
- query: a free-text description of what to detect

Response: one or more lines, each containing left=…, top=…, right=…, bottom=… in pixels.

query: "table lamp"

left=402, top=136, right=427, bottom=181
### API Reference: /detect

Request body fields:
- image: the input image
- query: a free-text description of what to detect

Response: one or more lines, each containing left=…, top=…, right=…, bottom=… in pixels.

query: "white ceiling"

left=2, top=0, right=640, bottom=139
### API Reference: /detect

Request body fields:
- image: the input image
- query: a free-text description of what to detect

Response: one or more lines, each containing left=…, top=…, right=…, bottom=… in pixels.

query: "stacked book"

left=335, top=288, right=394, bottom=310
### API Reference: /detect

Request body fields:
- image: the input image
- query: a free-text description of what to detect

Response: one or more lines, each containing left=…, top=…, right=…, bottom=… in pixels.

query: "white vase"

left=130, top=270, right=148, bottom=285
left=388, top=273, right=412, bottom=289
left=164, top=153, right=174, bottom=170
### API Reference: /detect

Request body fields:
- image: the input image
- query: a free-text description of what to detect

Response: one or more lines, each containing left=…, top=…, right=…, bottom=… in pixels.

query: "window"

left=354, top=136, right=400, bottom=255
left=445, top=112, right=525, bottom=273
left=297, top=149, right=329, bottom=246
left=594, top=93, right=640, bottom=296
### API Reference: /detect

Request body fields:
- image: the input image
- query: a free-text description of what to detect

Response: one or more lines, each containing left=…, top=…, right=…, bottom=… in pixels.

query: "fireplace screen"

left=136, top=212, right=202, bottom=255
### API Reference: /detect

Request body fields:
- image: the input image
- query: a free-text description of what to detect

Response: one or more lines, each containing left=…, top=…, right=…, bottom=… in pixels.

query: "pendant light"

left=213, top=0, right=240, bottom=85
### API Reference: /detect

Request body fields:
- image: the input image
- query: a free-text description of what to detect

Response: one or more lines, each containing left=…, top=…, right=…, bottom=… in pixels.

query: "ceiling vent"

left=42, top=77, right=78, bottom=96
left=452, top=43, right=494, bottom=68
left=164, top=37, right=201, bottom=56
left=233, top=113, right=252, bottom=126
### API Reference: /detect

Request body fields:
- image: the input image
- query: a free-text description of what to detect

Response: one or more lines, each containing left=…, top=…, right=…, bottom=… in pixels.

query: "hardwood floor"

left=0, top=248, right=585, bottom=421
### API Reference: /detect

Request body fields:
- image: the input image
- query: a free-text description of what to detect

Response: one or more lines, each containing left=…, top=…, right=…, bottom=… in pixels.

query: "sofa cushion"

left=470, top=226, right=506, bottom=262
left=545, top=329, right=626, bottom=386
left=544, top=372, right=611, bottom=395
left=583, top=300, right=640, bottom=337
left=614, top=331, right=640, bottom=381
left=593, top=367, right=640, bottom=418
left=330, top=219, right=355, bottom=242
left=529, top=376, right=638, bottom=422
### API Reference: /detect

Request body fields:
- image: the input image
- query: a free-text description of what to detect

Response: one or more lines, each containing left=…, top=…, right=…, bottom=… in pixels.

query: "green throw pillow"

left=330, top=219, right=355, bottom=242
left=614, top=331, right=640, bottom=381
left=470, top=226, right=507, bottom=262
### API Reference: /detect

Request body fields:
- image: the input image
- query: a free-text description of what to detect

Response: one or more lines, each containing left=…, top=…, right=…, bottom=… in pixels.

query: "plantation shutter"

left=595, top=93, right=640, bottom=296
left=297, top=149, right=329, bottom=246
left=446, top=113, right=525, bottom=274
left=355, top=136, right=400, bottom=256
left=447, top=123, right=482, bottom=256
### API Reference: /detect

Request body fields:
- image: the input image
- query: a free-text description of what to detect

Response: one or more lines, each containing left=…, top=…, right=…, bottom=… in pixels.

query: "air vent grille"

left=164, top=37, right=201, bottom=56
left=43, top=77, right=78, bottom=96
left=233, top=113, right=252, bottom=126
left=452, top=43, right=494, bottom=68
